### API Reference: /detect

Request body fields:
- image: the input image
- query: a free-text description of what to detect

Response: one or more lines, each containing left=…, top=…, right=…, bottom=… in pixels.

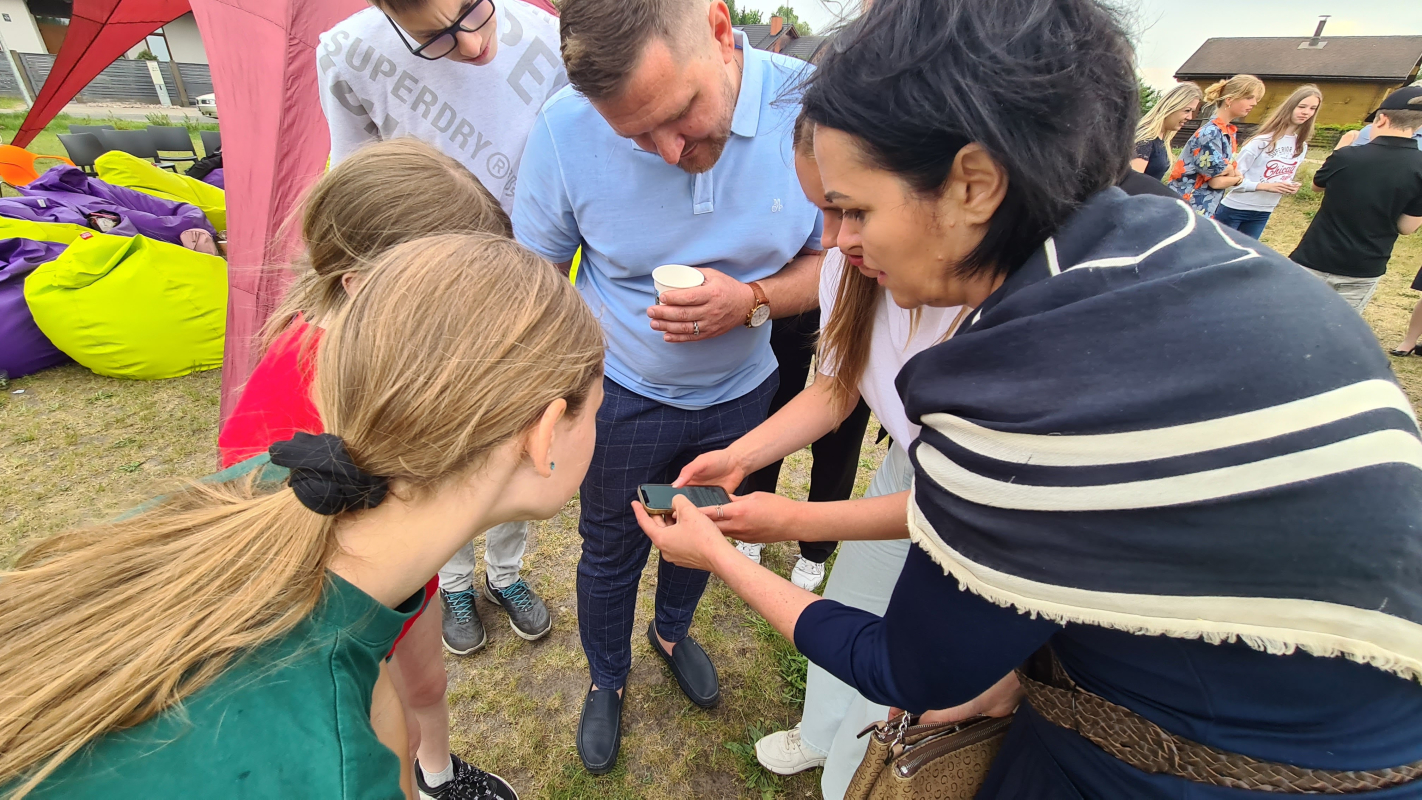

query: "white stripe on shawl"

left=907, top=494, right=1422, bottom=683
left=921, top=379, right=1417, bottom=468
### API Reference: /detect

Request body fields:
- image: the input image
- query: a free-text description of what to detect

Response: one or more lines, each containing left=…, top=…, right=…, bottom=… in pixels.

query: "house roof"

left=783, top=35, right=829, bottom=62
left=735, top=24, right=796, bottom=52
left=1175, top=36, right=1422, bottom=83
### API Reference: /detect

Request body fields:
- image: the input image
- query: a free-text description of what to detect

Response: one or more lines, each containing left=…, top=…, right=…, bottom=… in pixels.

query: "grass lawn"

left=2, top=152, right=1421, bottom=798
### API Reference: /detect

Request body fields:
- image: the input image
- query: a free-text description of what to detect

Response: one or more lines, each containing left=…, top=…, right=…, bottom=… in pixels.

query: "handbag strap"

left=1016, top=648, right=1422, bottom=794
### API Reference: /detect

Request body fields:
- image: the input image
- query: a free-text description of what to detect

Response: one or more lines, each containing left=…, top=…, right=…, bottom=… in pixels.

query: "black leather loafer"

left=647, top=622, right=720, bottom=708
left=576, top=685, right=623, bottom=774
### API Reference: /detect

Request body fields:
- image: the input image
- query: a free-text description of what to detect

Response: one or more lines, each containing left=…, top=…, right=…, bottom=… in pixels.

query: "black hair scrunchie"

left=268, top=432, right=389, bottom=516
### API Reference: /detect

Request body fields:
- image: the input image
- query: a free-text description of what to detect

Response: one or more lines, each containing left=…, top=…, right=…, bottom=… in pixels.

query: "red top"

left=216, top=315, right=435, bottom=650
left=218, top=317, right=323, bottom=469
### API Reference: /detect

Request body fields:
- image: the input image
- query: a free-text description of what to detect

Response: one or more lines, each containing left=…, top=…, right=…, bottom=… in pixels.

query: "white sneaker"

left=755, top=723, right=826, bottom=775
left=736, top=541, right=763, bottom=564
left=790, top=557, right=825, bottom=591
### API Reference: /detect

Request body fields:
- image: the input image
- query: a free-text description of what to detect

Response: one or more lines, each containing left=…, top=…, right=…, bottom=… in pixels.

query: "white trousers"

left=798, top=444, right=915, bottom=800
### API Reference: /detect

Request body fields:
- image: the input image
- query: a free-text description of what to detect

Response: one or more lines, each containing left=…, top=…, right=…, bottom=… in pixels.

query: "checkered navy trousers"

left=576, top=373, right=777, bottom=691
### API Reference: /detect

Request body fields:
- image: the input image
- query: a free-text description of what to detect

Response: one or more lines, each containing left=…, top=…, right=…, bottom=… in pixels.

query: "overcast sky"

left=779, top=0, right=1422, bottom=91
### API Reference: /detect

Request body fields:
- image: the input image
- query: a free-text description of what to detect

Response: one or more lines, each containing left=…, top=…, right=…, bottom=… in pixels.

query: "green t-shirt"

left=20, top=455, right=422, bottom=799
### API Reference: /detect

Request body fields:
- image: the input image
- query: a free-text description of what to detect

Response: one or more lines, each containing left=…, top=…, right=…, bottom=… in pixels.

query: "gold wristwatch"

left=745, top=281, right=770, bottom=328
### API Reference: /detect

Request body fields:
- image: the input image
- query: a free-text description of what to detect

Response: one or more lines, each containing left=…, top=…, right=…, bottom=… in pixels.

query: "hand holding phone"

left=637, top=484, right=732, bottom=516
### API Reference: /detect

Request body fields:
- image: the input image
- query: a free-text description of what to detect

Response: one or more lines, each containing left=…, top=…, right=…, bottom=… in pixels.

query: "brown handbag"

left=844, top=712, right=1013, bottom=800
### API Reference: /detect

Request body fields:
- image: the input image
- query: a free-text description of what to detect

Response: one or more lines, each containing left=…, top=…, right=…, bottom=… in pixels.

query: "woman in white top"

left=1213, top=85, right=1322, bottom=240
left=671, top=113, right=987, bottom=799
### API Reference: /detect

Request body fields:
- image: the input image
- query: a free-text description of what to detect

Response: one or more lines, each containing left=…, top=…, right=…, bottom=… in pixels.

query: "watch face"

left=750, top=304, right=771, bottom=327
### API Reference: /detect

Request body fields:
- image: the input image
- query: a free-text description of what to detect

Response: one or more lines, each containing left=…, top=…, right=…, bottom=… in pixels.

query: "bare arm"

left=1401, top=214, right=1422, bottom=236
left=554, top=259, right=573, bottom=277
left=1334, top=130, right=1360, bottom=150
left=1129, top=157, right=1149, bottom=174
left=371, top=662, right=413, bottom=800
left=759, top=247, right=823, bottom=319
left=710, top=490, right=911, bottom=544
left=677, top=372, right=855, bottom=492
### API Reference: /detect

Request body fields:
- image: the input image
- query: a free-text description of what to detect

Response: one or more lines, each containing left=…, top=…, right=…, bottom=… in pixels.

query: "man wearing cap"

left=511, top=0, right=821, bottom=775
left=1335, top=80, right=1422, bottom=152
left=1290, top=86, right=1422, bottom=313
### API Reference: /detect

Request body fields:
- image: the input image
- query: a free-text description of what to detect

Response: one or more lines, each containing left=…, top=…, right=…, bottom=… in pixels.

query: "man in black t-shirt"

left=1291, top=87, right=1422, bottom=313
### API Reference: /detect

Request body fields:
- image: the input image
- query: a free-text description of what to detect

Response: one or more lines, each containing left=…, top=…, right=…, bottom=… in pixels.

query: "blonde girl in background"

left=1131, top=82, right=1203, bottom=180
left=1214, top=85, right=1322, bottom=240
left=0, top=234, right=603, bottom=800
left=1167, top=74, right=1265, bottom=215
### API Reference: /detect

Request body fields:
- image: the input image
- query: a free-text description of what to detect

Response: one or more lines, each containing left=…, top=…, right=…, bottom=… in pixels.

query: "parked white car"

left=196, top=93, right=217, bottom=118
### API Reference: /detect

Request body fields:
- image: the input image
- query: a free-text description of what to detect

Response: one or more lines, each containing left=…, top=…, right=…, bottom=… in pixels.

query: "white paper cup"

left=652, top=264, right=706, bottom=303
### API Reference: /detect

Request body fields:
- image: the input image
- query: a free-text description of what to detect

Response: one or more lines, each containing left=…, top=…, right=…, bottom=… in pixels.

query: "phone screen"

left=638, top=484, right=732, bottom=512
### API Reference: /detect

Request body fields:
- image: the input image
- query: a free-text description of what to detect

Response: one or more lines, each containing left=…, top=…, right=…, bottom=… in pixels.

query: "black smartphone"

left=637, top=484, right=732, bottom=516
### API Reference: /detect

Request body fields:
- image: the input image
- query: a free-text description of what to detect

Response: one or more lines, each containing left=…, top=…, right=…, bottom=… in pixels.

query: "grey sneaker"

left=440, top=588, right=486, bottom=655
left=482, top=577, right=552, bottom=641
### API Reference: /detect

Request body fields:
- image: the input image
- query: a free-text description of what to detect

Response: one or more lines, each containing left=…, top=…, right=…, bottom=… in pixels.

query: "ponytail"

left=1203, top=74, right=1265, bottom=110
left=0, top=480, right=337, bottom=798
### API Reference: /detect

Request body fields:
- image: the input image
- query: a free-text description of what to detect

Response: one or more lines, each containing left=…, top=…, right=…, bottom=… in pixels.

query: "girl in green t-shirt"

left=0, top=234, right=604, bottom=800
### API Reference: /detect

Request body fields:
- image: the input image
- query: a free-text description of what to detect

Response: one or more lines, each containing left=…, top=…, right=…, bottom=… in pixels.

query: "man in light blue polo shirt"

left=512, top=0, right=822, bottom=775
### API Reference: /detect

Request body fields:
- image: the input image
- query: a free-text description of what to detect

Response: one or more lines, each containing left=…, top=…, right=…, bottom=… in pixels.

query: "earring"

left=550, top=462, right=556, bottom=471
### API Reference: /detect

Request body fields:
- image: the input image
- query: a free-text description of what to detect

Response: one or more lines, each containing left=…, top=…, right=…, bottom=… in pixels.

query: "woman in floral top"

left=1167, top=74, right=1264, bottom=215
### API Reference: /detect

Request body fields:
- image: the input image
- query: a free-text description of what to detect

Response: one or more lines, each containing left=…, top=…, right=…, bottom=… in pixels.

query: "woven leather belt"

left=1016, top=649, right=1422, bottom=794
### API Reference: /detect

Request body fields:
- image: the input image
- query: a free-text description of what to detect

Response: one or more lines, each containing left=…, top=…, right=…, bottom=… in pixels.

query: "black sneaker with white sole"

left=415, top=754, right=518, bottom=800
left=482, top=577, right=552, bottom=640
left=440, top=588, right=487, bottom=655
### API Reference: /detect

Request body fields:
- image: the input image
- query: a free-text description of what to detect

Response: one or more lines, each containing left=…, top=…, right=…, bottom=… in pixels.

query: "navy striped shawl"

left=899, top=188, right=1422, bottom=682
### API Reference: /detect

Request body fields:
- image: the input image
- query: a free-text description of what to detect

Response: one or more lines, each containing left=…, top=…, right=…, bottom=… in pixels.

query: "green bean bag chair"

left=25, top=231, right=227, bottom=380
left=94, top=151, right=227, bottom=231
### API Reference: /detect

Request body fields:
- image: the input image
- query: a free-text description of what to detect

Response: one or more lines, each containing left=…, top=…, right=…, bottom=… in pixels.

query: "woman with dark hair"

left=636, top=0, right=1422, bottom=795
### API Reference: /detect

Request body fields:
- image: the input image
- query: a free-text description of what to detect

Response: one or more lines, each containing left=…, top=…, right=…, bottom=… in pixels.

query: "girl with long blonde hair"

left=1131, top=82, right=1203, bottom=180
left=1215, top=85, right=1322, bottom=239
left=1167, top=74, right=1265, bottom=215
left=0, top=234, right=603, bottom=800
left=217, top=138, right=547, bottom=800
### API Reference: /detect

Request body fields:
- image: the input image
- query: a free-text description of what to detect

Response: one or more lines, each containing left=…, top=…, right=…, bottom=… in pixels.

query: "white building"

left=0, top=0, right=206, bottom=63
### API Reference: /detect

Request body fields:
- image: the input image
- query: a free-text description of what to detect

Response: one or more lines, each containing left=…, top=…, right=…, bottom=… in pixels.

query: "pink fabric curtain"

left=186, top=0, right=365, bottom=423
left=9, top=0, right=193, bottom=147
left=10, top=0, right=559, bottom=428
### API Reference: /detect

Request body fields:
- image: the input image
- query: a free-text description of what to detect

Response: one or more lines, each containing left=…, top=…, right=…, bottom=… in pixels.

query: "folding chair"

left=97, top=129, right=175, bottom=171
left=147, top=125, right=200, bottom=166
left=69, top=124, right=115, bottom=135
left=199, top=130, right=221, bottom=156
left=0, top=144, right=75, bottom=187
left=57, top=134, right=105, bottom=176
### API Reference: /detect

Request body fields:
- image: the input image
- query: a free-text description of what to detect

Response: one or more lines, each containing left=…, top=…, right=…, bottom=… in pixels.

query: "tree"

left=1138, top=75, right=1161, bottom=117
left=725, top=0, right=764, bottom=25
left=773, top=4, right=812, bottom=35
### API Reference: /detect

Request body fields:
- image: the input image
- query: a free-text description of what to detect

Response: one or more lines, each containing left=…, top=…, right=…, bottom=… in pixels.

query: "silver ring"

left=716, top=505, right=724, bottom=520
left=693, top=320, right=701, bottom=337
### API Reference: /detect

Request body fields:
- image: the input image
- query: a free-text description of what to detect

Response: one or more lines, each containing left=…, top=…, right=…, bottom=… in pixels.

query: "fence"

left=1170, top=120, right=1348, bottom=153
left=0, top=53, right=212, bottom=105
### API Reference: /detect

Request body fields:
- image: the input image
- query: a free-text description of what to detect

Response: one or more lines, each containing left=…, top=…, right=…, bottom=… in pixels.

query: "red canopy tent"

left=9, top=0, right=558, bottom=426
left=9, top=0, right=192, bottom=148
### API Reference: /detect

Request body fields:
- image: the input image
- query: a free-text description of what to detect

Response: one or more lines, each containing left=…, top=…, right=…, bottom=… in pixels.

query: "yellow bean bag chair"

left=95, top=151, right=227, bottom=231
left=0, top=216, right=114, bottom=245
left=25, top=232, right=227, bottom=380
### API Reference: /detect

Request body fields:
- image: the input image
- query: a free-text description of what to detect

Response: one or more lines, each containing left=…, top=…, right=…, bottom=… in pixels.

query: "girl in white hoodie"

left=1214, top=85, right=1322, bottom=239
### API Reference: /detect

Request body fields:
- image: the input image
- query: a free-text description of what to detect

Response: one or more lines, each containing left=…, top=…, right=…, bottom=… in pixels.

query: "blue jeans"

left=1212, top=204, right=1272, bottom=240
left=576, top=373, right=778, bottom=691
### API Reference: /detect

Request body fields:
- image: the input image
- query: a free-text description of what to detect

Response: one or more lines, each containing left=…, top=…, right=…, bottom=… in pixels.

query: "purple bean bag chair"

left=0, top=238, right=70, bottom=378
left=202, top=168, right=224, bottom=190
left=20, top=165, right=215, bottom=243
left=0, top=196, right=142, bottom=238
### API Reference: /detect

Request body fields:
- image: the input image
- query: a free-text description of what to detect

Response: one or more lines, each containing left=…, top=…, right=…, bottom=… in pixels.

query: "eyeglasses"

left=386, top=0, right=496, bottom=61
